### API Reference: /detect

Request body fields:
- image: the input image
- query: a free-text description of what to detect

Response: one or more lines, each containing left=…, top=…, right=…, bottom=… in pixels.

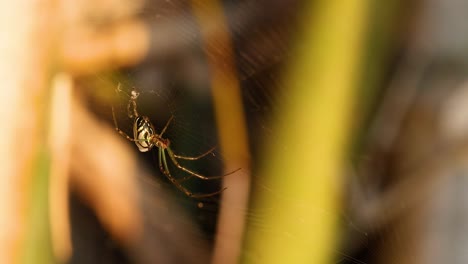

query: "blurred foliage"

left=19, top=0, right=468, bottom=263
left=24, top=148, right=54, bottom=264
left=243, top=0, right=368, bottom=263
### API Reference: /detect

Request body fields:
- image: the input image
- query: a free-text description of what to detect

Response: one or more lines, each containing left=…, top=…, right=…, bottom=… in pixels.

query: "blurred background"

left=2, top=0, right=468, bottom=263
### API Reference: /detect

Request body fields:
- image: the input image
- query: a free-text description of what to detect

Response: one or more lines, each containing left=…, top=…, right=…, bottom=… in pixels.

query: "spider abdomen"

left=133, top=116, right=156, bottom=152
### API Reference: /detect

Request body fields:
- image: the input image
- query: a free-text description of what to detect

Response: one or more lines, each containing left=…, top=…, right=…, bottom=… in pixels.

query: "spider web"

left=73, top=0, right=465, bottom=264
left=111, top=0, right=372, bottom=262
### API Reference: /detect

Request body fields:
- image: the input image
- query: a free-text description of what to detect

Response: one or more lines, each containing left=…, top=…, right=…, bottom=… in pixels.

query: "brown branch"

left=191, top=1, right=252, bottom=263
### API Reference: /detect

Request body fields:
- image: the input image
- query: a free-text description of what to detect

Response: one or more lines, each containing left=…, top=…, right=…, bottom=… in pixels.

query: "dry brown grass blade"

left=60, top=20, right=150, bottom=76
left=58, top=0, right=149, bottom=76
left=191, top=1, right=251, bottom=264
left=70, top=91, right=143, bottom=245
left=48, top=73, right=73, bottom=262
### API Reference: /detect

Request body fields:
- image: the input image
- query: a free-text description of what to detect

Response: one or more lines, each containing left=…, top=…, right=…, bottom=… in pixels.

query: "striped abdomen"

left=133, top=116, right=156, bottom=152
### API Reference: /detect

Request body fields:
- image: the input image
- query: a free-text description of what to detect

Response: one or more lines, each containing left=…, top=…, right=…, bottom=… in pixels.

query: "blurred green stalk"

left=23, top=148, right=54, bottom=264
left=243, top=1, right=368, bottom=263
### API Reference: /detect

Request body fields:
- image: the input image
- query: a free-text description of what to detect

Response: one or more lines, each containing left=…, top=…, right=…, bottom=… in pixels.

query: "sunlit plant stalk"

left=243, top=1, right=368, bottom=263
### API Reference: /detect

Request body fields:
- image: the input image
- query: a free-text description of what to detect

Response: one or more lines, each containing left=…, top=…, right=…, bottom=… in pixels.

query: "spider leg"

left=173, top=146, right=216, bottom=160
left=127, top=100, right=139, bottom=119
left=115, top=83, right=133, bottom=98
left=115, top=83, right=139, bottom=118
left=160, top=149, right=225, bottom=198
left=166, top=147, right=240, bottom=180
left=112, top=106, right=139, bottom=142
left=116, top=83, right=125, bottom=95
left=159, top=115, right=174, bottom=137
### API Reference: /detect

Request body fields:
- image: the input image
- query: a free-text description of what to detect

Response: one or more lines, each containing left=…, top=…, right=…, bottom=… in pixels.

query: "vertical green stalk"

left=243, top=1, right=368, bottom=263
left=23, top=148, right=54, bottom=264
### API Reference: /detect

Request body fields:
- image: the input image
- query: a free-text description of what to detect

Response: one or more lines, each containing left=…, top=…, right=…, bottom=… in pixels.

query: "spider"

left=111, top=84, right=238, bottom=198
